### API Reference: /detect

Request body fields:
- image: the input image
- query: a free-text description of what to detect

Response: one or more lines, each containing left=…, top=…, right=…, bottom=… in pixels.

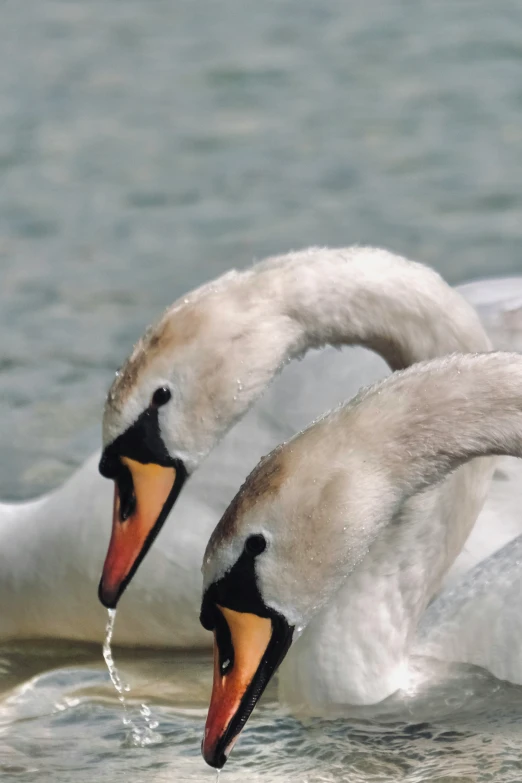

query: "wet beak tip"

left=202, top=743, right=228, bottom=769
left=202, top=728, right=230, bottom=769
left=98, top=579, right=119, bottom=610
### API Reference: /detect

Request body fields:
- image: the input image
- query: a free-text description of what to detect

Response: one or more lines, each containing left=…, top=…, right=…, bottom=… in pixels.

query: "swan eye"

left=244, top=534, right=267, bottom=556
left=151, top=387, right=171, bottom=408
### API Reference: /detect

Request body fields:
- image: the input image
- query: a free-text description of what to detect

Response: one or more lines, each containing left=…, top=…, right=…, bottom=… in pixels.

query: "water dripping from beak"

left=102, top=609, right=161, bottom=746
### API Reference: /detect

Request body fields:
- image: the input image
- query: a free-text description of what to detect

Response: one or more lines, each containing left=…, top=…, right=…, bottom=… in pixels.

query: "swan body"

left=418, top=531, right=522, bottom=686
left=0, top=249, right=521, bottom=649
left=201, top=352, right=522, bottom=767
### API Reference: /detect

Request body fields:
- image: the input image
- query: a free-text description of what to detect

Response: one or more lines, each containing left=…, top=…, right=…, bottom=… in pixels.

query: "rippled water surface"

left=1, top=0, right=522, bottom=781
left=3, top=641, right=522, bottom=783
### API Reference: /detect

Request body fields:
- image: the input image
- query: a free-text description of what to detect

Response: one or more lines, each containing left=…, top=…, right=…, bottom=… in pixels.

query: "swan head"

left=199, top=418, right=385, bottom=768
left=98, top=274, right=301, bottom=608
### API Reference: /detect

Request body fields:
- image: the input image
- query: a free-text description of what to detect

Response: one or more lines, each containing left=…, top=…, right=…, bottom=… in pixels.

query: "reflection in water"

left=1, top=642, right=522, bottom=782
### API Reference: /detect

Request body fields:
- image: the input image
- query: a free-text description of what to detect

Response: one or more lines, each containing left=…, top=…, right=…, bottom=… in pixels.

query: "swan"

left=199, top=351, right=522, bottom=769
left=1, top=249, right=521, bottom=645
left=417, top=528, right=522, bottom=685
left=97, top=246, right=494, bottom=609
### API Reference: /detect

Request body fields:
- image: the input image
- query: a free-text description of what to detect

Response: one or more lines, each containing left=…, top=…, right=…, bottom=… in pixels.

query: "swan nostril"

left=119, top=491, right=136, bottom=522
left=215, top=610, right=235, bottom=677
left=116, top=463, right=136, bottom=522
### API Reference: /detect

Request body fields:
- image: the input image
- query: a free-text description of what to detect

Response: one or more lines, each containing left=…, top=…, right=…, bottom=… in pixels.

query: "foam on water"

left=102, top=609, right=162, bottom=747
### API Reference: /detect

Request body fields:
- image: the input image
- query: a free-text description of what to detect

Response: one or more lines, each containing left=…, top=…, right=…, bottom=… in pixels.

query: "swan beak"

left=98, top=458, right=177, bottom=608
left=202, top=606, right=293, bottom=769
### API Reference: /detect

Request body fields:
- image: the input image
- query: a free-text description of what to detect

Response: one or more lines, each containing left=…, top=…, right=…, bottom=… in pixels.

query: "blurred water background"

left=1, top=1, right=522, bottom=781
left=1, top=0, right=522, bottom=499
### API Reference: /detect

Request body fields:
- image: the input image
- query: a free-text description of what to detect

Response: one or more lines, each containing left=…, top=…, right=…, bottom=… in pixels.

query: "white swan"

left=199, top=351, right=522, bottom=769
left=0, top=248, right=521, bottom=645
left=98, top=246, right=493, bottom=608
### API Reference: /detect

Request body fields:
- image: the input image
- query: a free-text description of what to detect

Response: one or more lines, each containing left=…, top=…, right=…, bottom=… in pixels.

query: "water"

left=1, top=0, right=522, bottom=781
left=102, top=610, right=130, bottom=712
left=102, top=610, right=161, bottom=748
left=2, top=646, right=522, bottom=782
left=2, top=0, right=522, bottom=502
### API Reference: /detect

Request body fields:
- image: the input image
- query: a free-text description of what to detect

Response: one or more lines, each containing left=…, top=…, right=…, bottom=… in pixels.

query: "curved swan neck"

left=219, top=353, right=521, bottom=632
left=254, top=352, right=521, bottom=709
left=270, top=248, right=491, bottom=370
left=357, top=352, right=522, bottom=499
left=105, top=248, right=490, bottom=461
left=282, top=351, right=522, bottom=570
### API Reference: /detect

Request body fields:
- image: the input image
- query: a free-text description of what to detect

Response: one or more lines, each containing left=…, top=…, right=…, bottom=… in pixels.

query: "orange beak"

left=98, top=457, right=177, bottom=608
left=202, top=606, right=292, bottom=768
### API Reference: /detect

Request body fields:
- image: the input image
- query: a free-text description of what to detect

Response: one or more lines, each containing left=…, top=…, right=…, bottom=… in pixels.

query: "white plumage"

left=0, top=248, right=520, bottom=695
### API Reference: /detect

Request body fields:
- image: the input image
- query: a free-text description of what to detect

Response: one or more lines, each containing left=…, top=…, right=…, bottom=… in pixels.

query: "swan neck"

left=277, top=352, right=522, bottom=710
left=265, top=353, right=522, bottom=635
left=275, top=249, right=491, bottom=369
left=362, top=353, right=522, bottom=500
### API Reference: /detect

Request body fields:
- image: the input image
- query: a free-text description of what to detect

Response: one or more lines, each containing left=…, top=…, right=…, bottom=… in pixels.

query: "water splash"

left=103, top=609, right=162, bottom=747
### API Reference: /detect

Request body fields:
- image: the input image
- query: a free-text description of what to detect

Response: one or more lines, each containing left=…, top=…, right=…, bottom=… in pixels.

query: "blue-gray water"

left=1, top=1, right=522, bottom=781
